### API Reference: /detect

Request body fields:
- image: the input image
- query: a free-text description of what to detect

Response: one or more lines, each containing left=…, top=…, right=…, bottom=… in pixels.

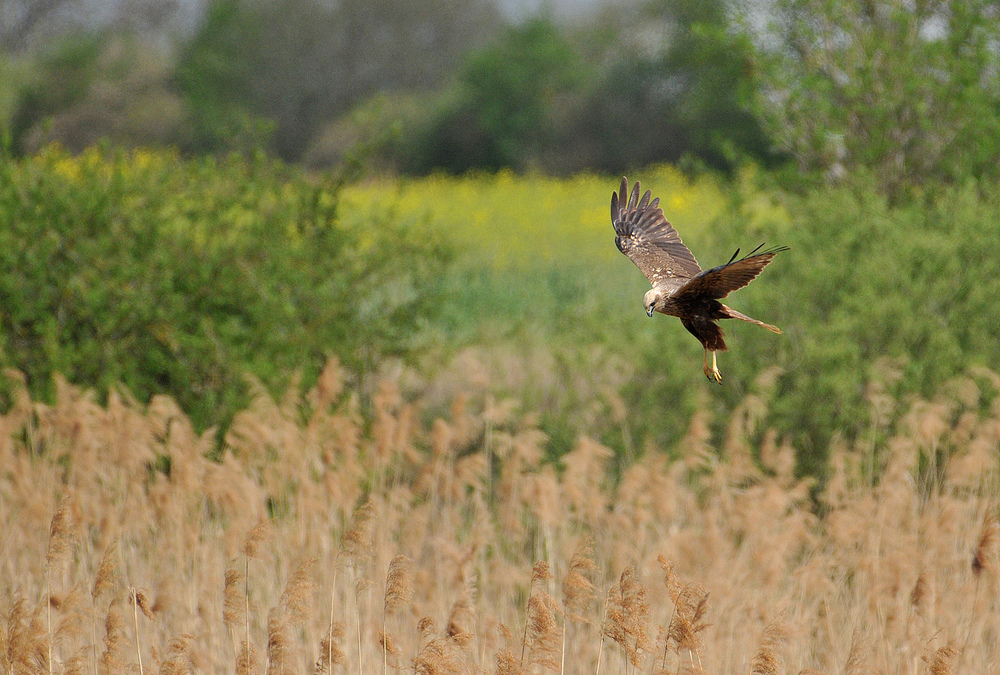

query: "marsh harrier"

left=611, top=177, right=787, bottom=383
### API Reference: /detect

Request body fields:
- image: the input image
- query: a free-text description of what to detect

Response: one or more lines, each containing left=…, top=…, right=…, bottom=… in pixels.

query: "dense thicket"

left=0, top=146, right=451, bottom=430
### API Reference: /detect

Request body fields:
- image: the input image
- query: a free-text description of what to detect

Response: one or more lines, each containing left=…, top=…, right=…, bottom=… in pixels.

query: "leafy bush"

left=748, top=0, right=1000, bottom=196
left=743, top=180, right=1000, bottom=473
left=0, top=145, right=452, bottom=430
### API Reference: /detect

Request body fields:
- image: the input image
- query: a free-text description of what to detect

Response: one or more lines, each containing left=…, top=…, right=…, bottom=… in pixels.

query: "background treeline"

left=6, top=0, right=1000, bottom=190
left=6, top=0, right=1000, bottom=187
left=2, top=0, right=775, bottom=175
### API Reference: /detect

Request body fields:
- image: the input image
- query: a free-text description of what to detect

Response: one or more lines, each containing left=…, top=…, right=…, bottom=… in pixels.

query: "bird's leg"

left=703, top=349, right=722, bottom=384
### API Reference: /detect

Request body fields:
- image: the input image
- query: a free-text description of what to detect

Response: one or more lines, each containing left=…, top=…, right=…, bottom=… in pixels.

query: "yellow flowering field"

left=341, top=167, right=766, bottom=270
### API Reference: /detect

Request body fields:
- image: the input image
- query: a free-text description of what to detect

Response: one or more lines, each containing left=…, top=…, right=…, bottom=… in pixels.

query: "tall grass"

left=1, top=359, right=998, bottom=674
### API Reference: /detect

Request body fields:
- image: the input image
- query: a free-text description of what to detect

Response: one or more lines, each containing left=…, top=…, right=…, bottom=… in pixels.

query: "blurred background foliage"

left=2, top=0, right=1000, bottom=477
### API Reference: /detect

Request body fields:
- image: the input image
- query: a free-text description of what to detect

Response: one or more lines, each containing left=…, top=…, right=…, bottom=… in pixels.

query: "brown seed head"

left=972, top=512, right=998, bottom=577
left=46, top=498, right=76, bottom=569
left=92, top=542, right=119, bottom=603
left=237, top=640, right=260, bottom=675
left=131, top=588, right=154, bottom=620
left=242, top=520, right=272, bottom=560
left=223, top=562, right=245, bottom=630
left=267, top=607, right=290, bottom=675
left=563, top=541, right=597, bottom=623
left=525, top=593, right=560, bottom=671
left=446, top=596, right=475, bottom=647
left=530, top=560, right=552, bottom=585
left=281, top=557, right=316, bottom=624
left=924, top=645, right=958, bottom=675
left=341, top=501, right=375, bottom=568
left=750, top=617, right=787, bottom=675
left=315, top=623, right=346, bottom=674
left=384, top=555, right=413, bottom=616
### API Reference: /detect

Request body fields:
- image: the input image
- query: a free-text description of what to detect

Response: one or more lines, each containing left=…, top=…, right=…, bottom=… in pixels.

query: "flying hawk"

left=611, top=177, right=787, bottom=383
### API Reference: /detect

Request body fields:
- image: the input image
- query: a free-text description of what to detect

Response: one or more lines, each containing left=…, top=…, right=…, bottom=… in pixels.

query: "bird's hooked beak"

left=646, top=306, right=654, bottom=318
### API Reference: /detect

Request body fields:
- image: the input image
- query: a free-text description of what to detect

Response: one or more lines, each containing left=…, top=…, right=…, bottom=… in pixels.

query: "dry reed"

left=0, top=361, right=998, bottom=675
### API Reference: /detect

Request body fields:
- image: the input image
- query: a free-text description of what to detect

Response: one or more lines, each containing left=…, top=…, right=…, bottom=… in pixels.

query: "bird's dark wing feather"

left=674, top=244, right=789, bottom=301
left=611, top=177, right=701, bottom=284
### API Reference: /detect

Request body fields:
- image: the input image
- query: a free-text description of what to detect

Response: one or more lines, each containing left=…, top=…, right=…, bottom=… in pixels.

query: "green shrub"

left=624, top=177, right=1000, bottom=475
left=748, top=0, right=1000, bottom=196
left=0, top=145, right=452, bottom=431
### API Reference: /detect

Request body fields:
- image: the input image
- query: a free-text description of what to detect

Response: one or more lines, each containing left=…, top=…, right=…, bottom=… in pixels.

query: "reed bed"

left=1, top=357, right=998, bottom=675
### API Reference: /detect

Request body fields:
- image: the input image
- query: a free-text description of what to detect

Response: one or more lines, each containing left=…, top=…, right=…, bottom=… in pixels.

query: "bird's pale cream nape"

left=611, top=177, right=787, bottom=383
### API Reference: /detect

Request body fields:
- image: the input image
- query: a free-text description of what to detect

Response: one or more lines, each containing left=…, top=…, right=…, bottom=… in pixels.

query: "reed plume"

left=314, top=623, right=345, bottom=674
left=91, top=542, right=119, bottom=675
left=237, top=640, right=260, bottom=675
left=445, top=596, right=475, bottom=647
left=266, top=560, right=314, bottom=674
left=381, top=555, right=412, bottom=674
left=336, top=501, right=375, bottom=675
left=971, top=511, right=997, bottom=578
left=266, top=607, right=290, bottom=675
left=239, top=519, right=272, bottom=672
left=3, top=597, right=48, bottom=675
left=525, top=594, right=561, bottom=671
left=749, top=617, right=786, bottom=675
left=224, top=562, right=246, bottom=639
left=602, top=565, right=651, bottom=672
left=925, top=645, right=957, bottom=675
left=62, top=646, right=88, bottom=675
left=960, top=511, right=997, bottom=672
left=341, top=501, right=376, bottom=570
left=129, top=588, right=153, bottom=675
left=562, top=540, right=596, bottom=675
left=280, top=556, right=317, bottom=624
left=46, top=498, right=75, bottom=675
left=158, top=634, right=194, bottom=675
left=495, top=624, right=525, bottom=675
left=413, top=634, right=463, bottom=675
left=100, top=598, right=129, bottom=675
left=843, top=628, right=870, bottom=675
left=411, top=608, right=474, bottom=675
left=662, top=577, right=709, bottom=675
left=520, top=561, right=553, bottom=668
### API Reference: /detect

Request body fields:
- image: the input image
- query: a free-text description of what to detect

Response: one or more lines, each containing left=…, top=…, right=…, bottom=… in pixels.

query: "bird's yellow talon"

left=703, top=351, right=723, bottom=384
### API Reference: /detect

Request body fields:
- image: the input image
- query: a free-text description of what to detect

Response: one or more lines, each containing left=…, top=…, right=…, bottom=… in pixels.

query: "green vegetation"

left=751, top=0, right=1000, bottom=196
left=2, top=146, right=999, bottom=474
left=0, top=146, right=450, bottom=430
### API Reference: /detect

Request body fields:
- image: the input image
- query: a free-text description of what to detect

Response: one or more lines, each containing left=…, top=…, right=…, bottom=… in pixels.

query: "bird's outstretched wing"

left=674, top=244, right=789, bottom=301
left=611, top=177, right=701, bottom=284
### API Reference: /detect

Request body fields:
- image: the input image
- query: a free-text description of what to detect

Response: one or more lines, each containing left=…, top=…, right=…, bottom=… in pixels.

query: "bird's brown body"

left=611, top=177, right=787, bottom=383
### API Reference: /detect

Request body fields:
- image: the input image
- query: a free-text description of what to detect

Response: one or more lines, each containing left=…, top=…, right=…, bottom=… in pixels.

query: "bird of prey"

left=611, top=177, right=787, bottom=383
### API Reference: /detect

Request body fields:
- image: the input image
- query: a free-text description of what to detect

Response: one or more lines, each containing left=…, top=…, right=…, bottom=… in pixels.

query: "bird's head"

left=643, top=289, right=660, bottom=317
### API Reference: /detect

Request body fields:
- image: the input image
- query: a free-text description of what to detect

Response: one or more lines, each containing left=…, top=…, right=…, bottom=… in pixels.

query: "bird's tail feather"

left=721, top=305, right=782, bottom=333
